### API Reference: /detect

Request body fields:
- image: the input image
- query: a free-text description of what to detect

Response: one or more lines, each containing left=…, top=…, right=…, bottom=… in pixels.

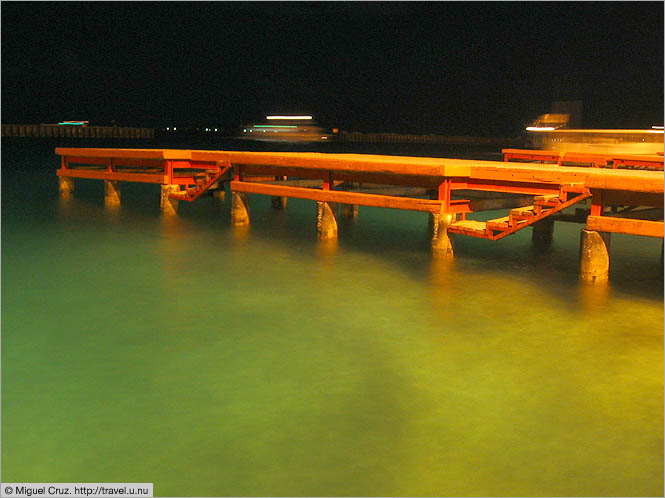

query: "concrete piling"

left=160, top=185, right=180, bottom=216
left=231, top=192, right=250, bottom=226
left=59, top=177, right=75, bottom=199
left=340, top=204, right=358, bottom=220
left=532, top=218, right=554, bottom=246
left=104, top=180, right=121, bottom=208
left=271, top=196, right=287, bottom=209
left=317, top=202, right=338, bottom=240
left=580, top=229, right=611, bottom=283
left=213, top=189, right=226, bottom=204
left=432, top=212, right=455, bottom=258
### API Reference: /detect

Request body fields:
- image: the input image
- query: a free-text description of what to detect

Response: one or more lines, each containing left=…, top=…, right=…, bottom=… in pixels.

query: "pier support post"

left=104, top=180, right=121, bottom=208
left=431, top=212, right=455, bottom=258
left=532, top=218, right=554, bottom=247
left=160, top=185, right=179, bottom=216
left=231, top=192, right=250, bottom=226
left=580, top=229, right=611, bottom=283
left=59, top=177, right=75, bottom=199
left=317, top=202, right=338, bottom=240
left=271, top=196, right=287, bottom=210
left=213, top=189, right=226, bottom=204
left=340, top=204, right=359, bottom=220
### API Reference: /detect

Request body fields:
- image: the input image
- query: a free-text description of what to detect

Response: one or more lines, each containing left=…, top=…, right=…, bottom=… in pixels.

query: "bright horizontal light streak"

left=58, top=121, right=87, bottom=126
left=526, top=126, right=556, bottom=131
left=266, top=115, right=312, bottom=120
left=651, top=125, right=664, bottom=130
left=254, top=125, right=298, bottom=128
left=646, top=129, right=664, bottom=133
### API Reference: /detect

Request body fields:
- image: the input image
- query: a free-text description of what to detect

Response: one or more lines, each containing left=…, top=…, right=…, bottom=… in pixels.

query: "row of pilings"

left=2, top=124, right=154, bottom=139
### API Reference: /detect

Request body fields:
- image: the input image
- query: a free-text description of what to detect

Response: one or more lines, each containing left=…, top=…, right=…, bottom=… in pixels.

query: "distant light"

left=214, top=128, right=218, bottom=132
left=243, top=129, right=247, bottom=132
left=266, top=115, right=313, bottom=120
left=205, top=128, right=209, bottom=132
left=174, top=127, right=176, bottom=131
left=526, top=126, right=556, bottom=131
left=254, top=125, right=298, bottom=128
left=167, top=127, right=170, bottom=130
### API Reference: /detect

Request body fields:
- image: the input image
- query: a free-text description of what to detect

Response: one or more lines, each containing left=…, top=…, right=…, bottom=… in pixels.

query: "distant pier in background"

left=2, top=124, right=154, bottom=139
left=55, top=146, right=663, bottom=285
left=337, top=130, right=520, bottom=146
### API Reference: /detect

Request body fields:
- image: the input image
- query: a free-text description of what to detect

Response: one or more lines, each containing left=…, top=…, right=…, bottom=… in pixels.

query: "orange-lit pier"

left=56, top=147, right=664, bottom=283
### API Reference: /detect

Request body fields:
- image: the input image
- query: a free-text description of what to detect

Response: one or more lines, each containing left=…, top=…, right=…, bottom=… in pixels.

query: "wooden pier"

left=338, top=130, right=517, bottom=146
left=55, top=147, right=664, bottom=283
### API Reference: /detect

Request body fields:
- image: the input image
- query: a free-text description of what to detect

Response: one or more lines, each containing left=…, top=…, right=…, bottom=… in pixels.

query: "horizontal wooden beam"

left=214, top=151, right=472, bottom=177
left=230, top=180, right=444, bottom=213
left=56, top=147, right=191, bottom=160
left=586, top=215, right=664, bottom=238
left=57, top=168, right=164, bottom=184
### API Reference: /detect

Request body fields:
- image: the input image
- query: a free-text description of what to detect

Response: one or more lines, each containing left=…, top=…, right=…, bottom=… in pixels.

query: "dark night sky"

left=2, top=2, right=663, bottom=135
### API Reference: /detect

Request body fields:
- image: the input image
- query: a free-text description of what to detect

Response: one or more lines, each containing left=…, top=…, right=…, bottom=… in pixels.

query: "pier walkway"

left=56, top=147, right=664, bottom=283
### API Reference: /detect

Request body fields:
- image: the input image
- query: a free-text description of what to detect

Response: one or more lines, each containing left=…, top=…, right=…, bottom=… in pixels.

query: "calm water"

left=2, top=138, right=663, bottom=496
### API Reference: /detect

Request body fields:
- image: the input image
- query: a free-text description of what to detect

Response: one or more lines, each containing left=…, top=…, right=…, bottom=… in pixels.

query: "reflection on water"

left=315, top=237, right=339, bottom=261
left=578, top=280, right=612, bottom=312
left=2, top=140, right=663, bottom=496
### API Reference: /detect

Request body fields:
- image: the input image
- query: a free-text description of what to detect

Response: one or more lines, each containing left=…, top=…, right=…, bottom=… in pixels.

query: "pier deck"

left=56, top=147, right=664, bottom=282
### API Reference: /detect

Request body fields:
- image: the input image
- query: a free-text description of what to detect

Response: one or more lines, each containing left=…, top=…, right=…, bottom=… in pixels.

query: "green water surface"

left=2, top=140, right=663, bottom=496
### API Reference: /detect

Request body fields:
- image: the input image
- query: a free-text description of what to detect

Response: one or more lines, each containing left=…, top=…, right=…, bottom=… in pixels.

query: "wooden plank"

left=56, top=147, right=192, bottom=160
left=203, top=151, right=473, bottom=177
left=230, top=181, right=443, bottom=213
left=586, top=215, right=664, bottom=238
left=57, top=168, right=164, bottom=184
left=584, top=169, right=664, bottom=193
left=449, top=220, right=489, bottom=236
left=471, top=163, right=663, bottom=194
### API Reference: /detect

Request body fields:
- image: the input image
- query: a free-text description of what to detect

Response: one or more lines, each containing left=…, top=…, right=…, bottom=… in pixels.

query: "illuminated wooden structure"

left=56, top=148, right=664, bottom=282
left=503, top=148, right=664, bottom=170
